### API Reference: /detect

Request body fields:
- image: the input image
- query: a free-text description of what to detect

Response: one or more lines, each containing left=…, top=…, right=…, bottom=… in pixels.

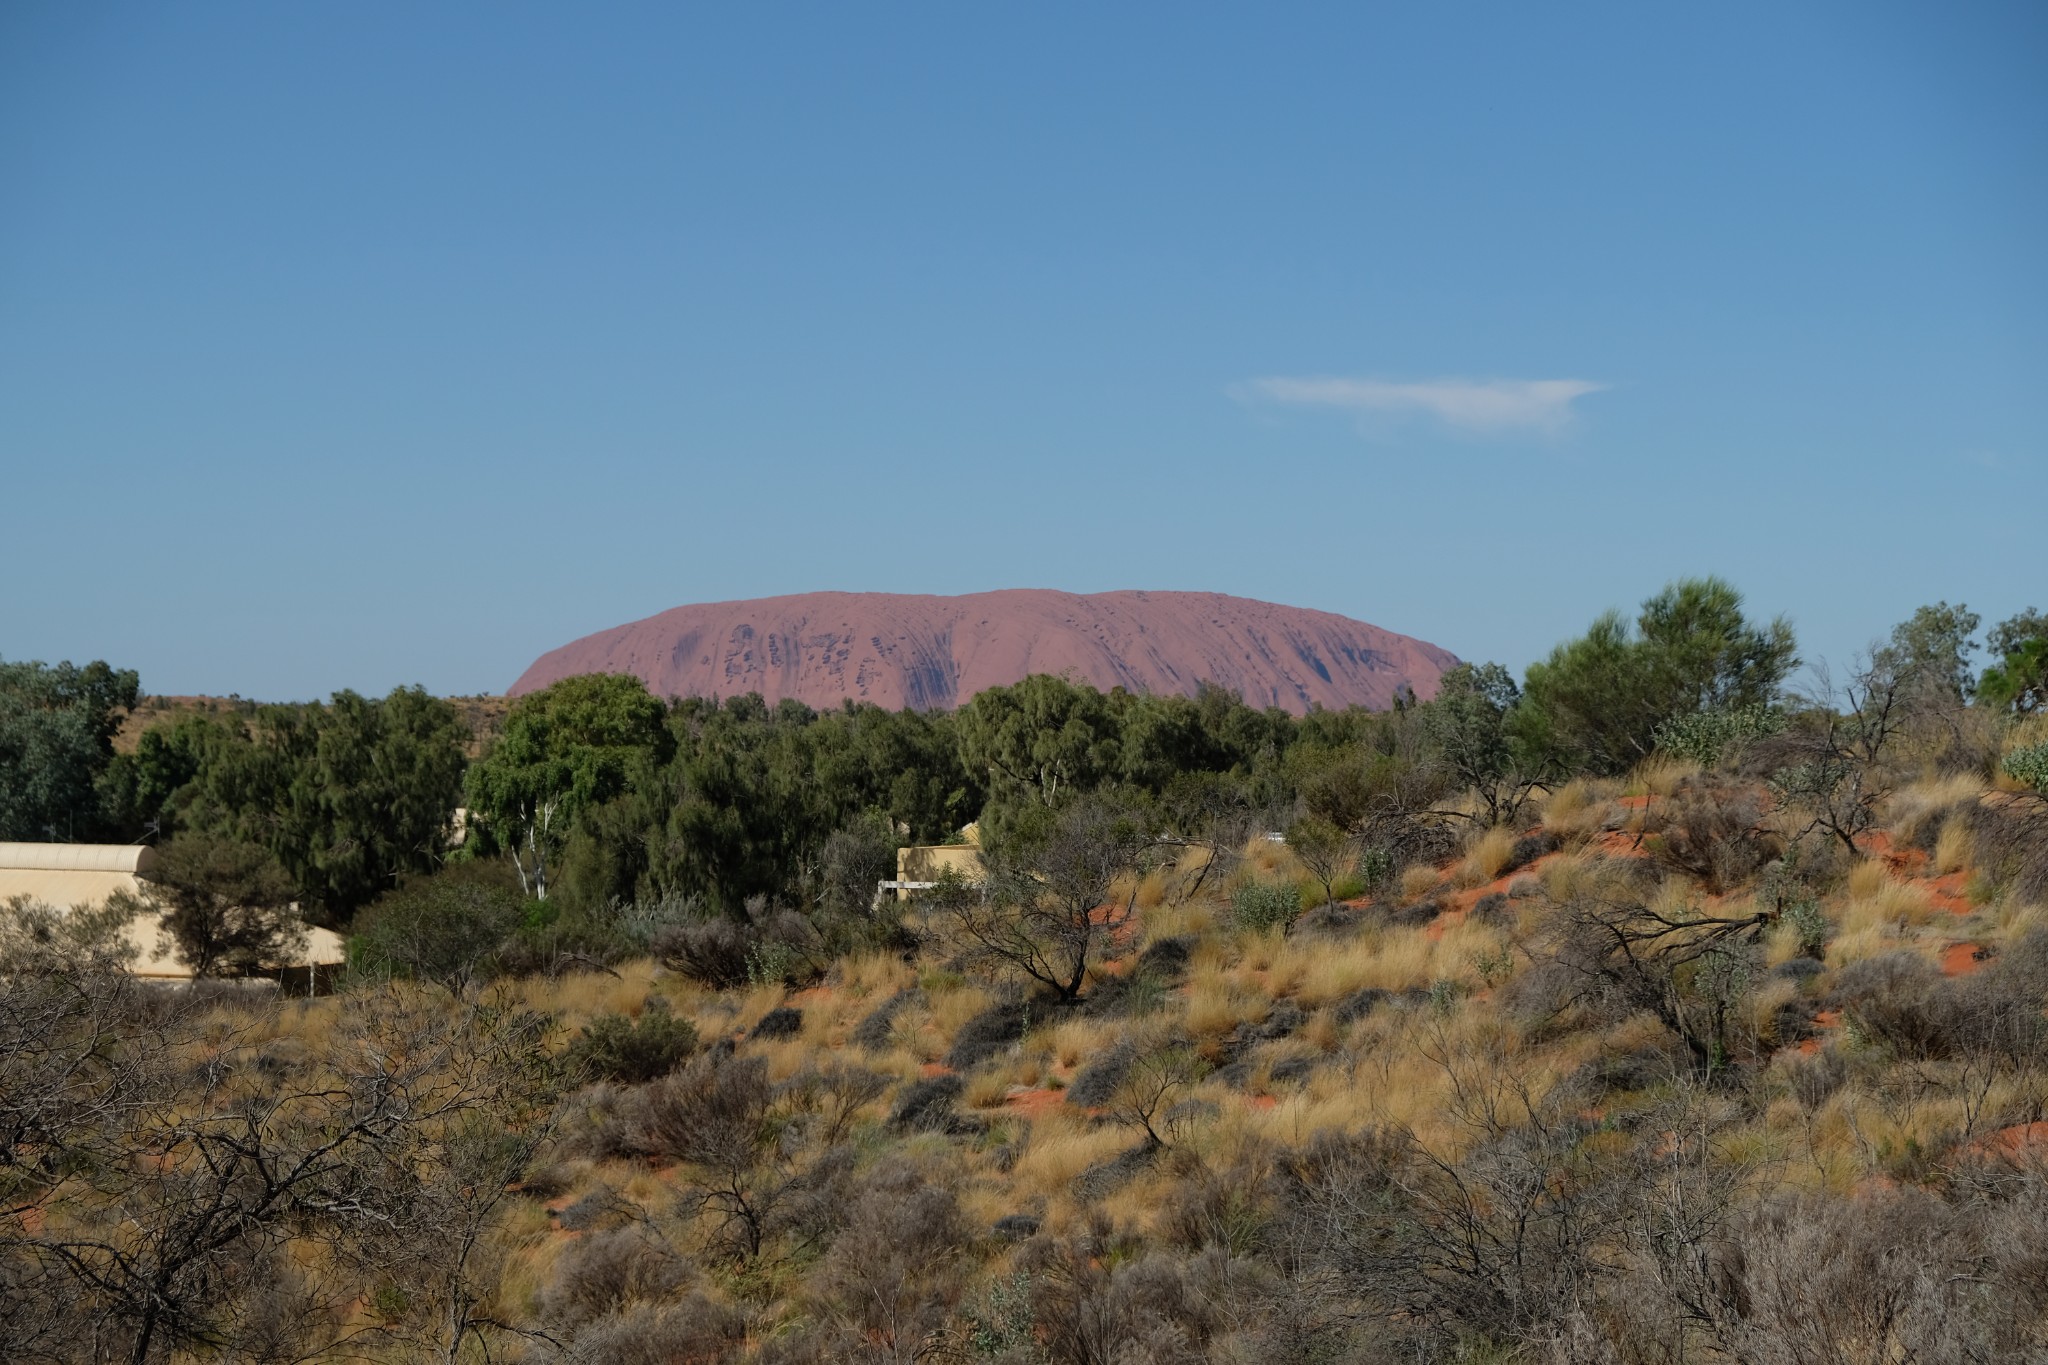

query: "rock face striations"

left=509, top=590, right=1459, bottom=715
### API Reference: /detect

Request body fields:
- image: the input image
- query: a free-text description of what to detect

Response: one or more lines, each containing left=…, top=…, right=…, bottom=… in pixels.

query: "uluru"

left=510, top=590, right=1460, bottom=714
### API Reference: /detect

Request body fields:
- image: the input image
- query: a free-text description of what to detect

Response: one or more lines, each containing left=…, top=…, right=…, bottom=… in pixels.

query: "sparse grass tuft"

left=1933, top=816, right=1974, bottom=876
left=1399, top=864, right=1441, bottom=902
left=1454, top=827, right=1517, bottom=889
left=1540, top=780, right=1608, bottom=842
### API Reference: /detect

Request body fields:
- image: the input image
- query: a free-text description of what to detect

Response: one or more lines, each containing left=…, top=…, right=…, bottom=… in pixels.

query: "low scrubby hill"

left=15, top=753, right=2048, bottom=1362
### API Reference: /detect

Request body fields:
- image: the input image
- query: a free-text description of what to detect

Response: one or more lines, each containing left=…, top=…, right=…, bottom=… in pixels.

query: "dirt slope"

left=509, top=590, right=1459, bottom=713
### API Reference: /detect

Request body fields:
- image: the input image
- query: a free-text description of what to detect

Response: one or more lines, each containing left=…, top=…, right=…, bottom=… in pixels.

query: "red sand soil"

left=1424, top=847, right=1564, bottom=937
left=1924, top=872, right=1973, bottom=915
left=1942, top=942, right=1993, bottom=976
left=919, top=1061, right=952, bottom=1078
left=1972, top=1122, right=2048, bottom=1160
left=1595, top=829, right=1652, bottom=858
left=508, top=589, right=1460, bottom=715
left=1796, top=1009, right=1845, bottom=1055
left=1001, top=1087, right=1067, bottom=1119
left=1862, top=830, right=1926, bottom=874
left=1086, top=901, right=1144, bottom=948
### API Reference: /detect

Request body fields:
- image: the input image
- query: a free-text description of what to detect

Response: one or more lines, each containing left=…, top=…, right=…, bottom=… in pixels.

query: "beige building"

left=891, top=824, right=985, bottom=900
left=0, top=841, right=347, bottom=987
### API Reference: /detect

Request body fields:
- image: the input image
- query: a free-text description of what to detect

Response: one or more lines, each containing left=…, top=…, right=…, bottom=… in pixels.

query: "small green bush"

left=2004, top=742, right=2048, bottom=795
left=1654, top=704, right=1786, bottom=768
left=1328, top=871, right=1368, bottom=902
left=1232, top=881, right=1298, bottom=933
left=1355, top=847, right=1396, bottom=892
left=567, top=996, right=698, bottom=1084
left=1783, top=896, right=1830, bottom=960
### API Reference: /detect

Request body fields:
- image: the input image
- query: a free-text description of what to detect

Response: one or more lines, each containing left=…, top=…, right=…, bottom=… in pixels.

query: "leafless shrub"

left=1539, top=890, right=1771, bottom=1079
left=944, top=997, right=1036, bottom=1070
left=653, top=901, right=821, bottom=990
left=1966, top=793, right=2048, bottom=905
left=781, top=1062, right=891, bottom=1147
left=0, top=980, right=561, bottom=1365
left=539, top=1226, right=691, bottom=1329
left=652, top=915, right=752, bottom=989
left=1644, top=775, right=1783, bottom=894
left=810, top=1159, right=971, bottom=1361
left=1831, top=951, right=1950, bottom=1058
left=551, top=1296, right=747, bottom=1365
left=1778, top=1048, right=1847, bottom=1111
left=1107, top=1044, right=1206, bottom=1149
left=1021, top=1220, right=1220, bottom=1365
left=633, top=1054, right=788, bottom=1260
left=1157, top=1154, right=1279, bottom=1258
left=1710, top=1187, right=1989, bottom=1364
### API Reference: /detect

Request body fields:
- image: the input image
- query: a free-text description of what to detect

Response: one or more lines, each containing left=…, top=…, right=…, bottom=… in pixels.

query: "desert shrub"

left=555, top=1186, right=630, bottom=1232
left=945, top=998, right=1035, bottom=1070
left=1828, top=936, right=2048, bottom=1070
left=1770, top=955, right=1825, bottom=984
left=1023, top=1229, right=1222, bottom=1365
left=1290, top=901, right=1361, bottom=937
left=539, top=1226, right=691, bottom=1329
left=850, top=987, right=918, bottom=1051
left=1157, top=1158, right=1277, bottom=1258
left=350, top=864, right=526, bottom=992
left=634, top=1053, right=774, bottom=1167
left=1645, top=775, right=1782, bottom=893
left=1355, top=845, right=1396, bottom=892
left=749, top=1006, right=803, bottom=1041
left=1082, top=965, right=1174, bottom=1018
left=1948, top=928, right=2048, bottom=1067
left=553, top=1297, right=746, bottom=1365
left=654, top=900, right=820, bottom=991
left=1654, top=703, right=1787, bottom=768
left=1072, top=1141, right=1162, bottom=1200
left=1831, top=952, right=1950, bottom=1058
left=1964, top=796, right=2048, bottom=905
left=1778, top=1047, right=1847, bottom=1110
left=567, top=996, right=698, bottom=1083
left=1065, top=1040, right=1136, bottom=1108
left=1506, top=830, right=1561, bottom=872
left=652, top=916, right=750, bottom=989
left=1331, top=987, right=1393, bottom=1025
left=1709, top=1187, right=1996, bottom=1365
left=1231, top=880, right=1298, bottom=933
left=501, top=897, right=654, bottom=977
left=779, top=1063, right=891, bottom=1146
left=1132, top=935, right=1194, bottom=982
left=890, top=1074, right=968, bottom=1133
left=1583, top=1035, right=1689, bottom=1093
left=1279, top=1120, right=1626, bottom=1350
left=810, top=1159, right=971, bottom=1353
left=553, top=1083, right=642, bottom=1162
left=1781, top=894, right=1830, bottom=960
left=2007, top=741, right=2048, bottom=794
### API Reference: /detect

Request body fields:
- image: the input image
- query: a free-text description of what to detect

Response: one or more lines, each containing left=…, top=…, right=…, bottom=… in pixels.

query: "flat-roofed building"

left=0, top=841, right=346, bottom=986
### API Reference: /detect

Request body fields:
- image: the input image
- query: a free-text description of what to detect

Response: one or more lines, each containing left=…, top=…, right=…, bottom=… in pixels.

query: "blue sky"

left=3, top=2, right=2043, bottom=701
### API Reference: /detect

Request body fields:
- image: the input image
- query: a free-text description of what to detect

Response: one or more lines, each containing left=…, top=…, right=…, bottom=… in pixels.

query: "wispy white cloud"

left=1234, top=375, right=1606, bottom=436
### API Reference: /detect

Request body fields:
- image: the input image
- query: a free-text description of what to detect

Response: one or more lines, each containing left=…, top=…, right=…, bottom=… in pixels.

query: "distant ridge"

left=509, top=590, right=1460, bottom=715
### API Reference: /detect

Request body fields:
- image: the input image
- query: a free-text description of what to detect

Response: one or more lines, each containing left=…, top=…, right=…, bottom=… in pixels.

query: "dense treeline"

left=5, top=578, right=2047, bottom=969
